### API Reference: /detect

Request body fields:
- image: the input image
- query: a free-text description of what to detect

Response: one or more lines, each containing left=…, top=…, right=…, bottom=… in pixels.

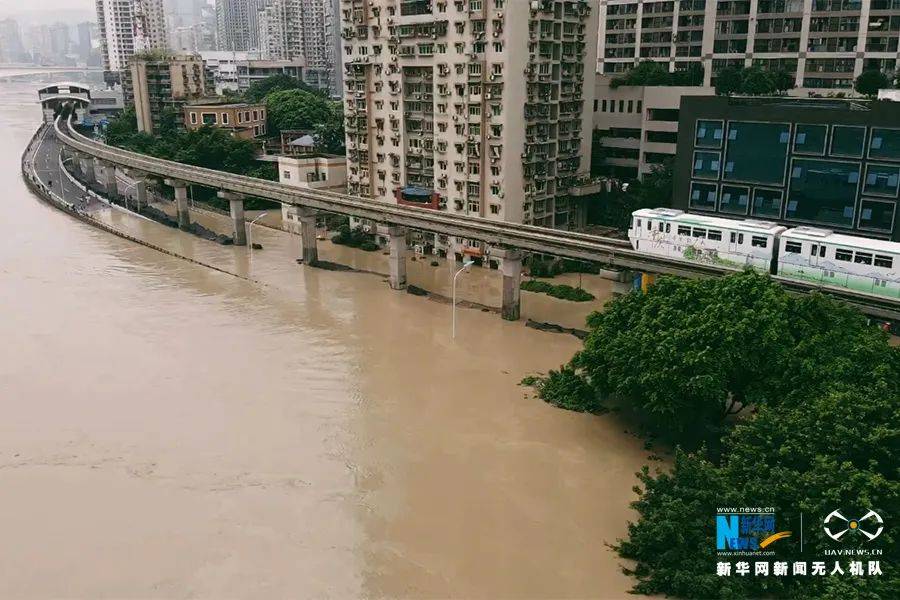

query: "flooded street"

left=1, top=80, right=647, bottom=598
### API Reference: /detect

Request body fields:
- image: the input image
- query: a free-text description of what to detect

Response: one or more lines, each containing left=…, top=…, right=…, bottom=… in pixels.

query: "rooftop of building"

left=184, top=98, right=265, bottom=109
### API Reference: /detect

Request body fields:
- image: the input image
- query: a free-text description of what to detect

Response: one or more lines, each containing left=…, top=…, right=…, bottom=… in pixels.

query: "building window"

left=189, top=112, right=197, bottom=124
left=689, top=181, right=717, bottom=210
left=252, top=110, right=259, bottom=120
left=752, top=188, right=783, bottom=218
left=723, top=121, right=790, bottom=185
left=283, top=171, right=291, bottom=179
left=858, top=198, right=896, bottom=232
left=869, top=128, right=900, bottom=161
left=695, top=120, right=724, bottom=148
left=794, top=124, right=827, bottom=155
left=719, top=185, right=750, bottom=215
left=692, top=151, right=721, bottom=180
left=786, top=158, right=860, bottom=228
left=202, top=113, right=216, bottom=124
left=831, top=125, right=866, bottom=158
left=221, top=112, right=229, bottom=125
left=864, top=164, right=900, bottom=197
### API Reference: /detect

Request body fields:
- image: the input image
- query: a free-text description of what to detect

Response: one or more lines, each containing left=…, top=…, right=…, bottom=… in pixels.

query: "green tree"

left=265, top=88, right=333, bottom=135
left=104, top=107, right=138, bottom=146
left=617, top=383, right=899, bottom=599
left=714, top=67, right=744, bottom=96
left=243, top=73, right=320, bottom=103
left=313, top=101, right=346, bottom=154
left=573, top=271, right=795, bottom=446
left=772, top=69, right=795, bottom=93
left=855, top=69, right=890, bottom=97
left=740, top=66, right=777, bottom=95
left=611, top=60, right=672, bottom=88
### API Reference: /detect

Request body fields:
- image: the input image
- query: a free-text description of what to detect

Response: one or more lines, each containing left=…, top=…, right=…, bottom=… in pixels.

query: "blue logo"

left=717, top=513, right=784, bottom=551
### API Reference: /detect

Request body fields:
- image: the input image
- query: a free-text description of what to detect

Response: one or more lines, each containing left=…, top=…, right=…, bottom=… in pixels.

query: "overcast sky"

left=0, top=0, right=93, bottom=11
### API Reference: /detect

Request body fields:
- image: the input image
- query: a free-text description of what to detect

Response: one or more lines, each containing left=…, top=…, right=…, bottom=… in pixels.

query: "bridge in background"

left=52, top=117, right=900, bottom=322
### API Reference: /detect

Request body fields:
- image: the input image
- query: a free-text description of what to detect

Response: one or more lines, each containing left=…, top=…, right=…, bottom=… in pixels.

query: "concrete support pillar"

left=494, top=248, right=524, bottom=322
left=166, top=179, right=191, bottom=230
left=133, top=180, right=148, bottom=211
left=98, top=161, right=118, bottom=199
left=295, top=207, right=318, bottom=265
left=218, top=191, right=247, bottom=245
left=387, top=225, right=408, bottom=290
left=80, top=155, right=95, bottom=183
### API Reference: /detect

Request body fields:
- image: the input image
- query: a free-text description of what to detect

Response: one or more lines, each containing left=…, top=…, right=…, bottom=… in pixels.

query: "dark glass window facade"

left=720, top=185, right=750, bottom=215
left=690, top=181, right=718, bottom=209
left=786, top=159, right=860, bottom=227
left=723, top=121, right=790, bottom=185
left=859, top=199, right=896, bottom=233
left=752, top=188, right=783, bottom=218
left=869, top=128, right=900, bottom=161
left=831, top=125, right=866, bottom=158
left=794, top=124, right=828, bottom=155
left=693, top=151, right=721, bottom=179
left=675, top=98, right=900, bottom=240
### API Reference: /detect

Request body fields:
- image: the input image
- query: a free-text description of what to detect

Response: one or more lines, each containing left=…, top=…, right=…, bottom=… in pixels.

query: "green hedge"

left=520, top=280, right=595, bottom=302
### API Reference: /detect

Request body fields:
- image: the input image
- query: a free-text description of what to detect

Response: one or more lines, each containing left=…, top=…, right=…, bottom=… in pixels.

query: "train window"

left=636, top=219, right=642, bottom=229
left=678, top=226, right=691, bottom=236
left=874, top=255, right=893, bottom=269
left=658, top=222, right=664, bottom=232
left=738, top=234, right=744, bottom=244
left=708, top=230, right=722, bottom=241
left=785, top=241, right=802, bottom=254
left=692, top=228, right=707, bottom=238
left=751, top=236, right=767, bottom=248
left=854, top=252, right=873, bottom=265
left=819, top=245, right=826, bottom=257
left=730, top=232, right=736, bottom=243
left=647, top=220, right=652, bottom=231
left=810, top=244, right=818, bottom=256
left=835, top=249, right=853, bottom=262
left=665, top=223, right=671, bottom=233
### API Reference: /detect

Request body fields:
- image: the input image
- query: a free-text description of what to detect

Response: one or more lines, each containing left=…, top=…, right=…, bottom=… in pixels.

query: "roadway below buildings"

left=5, top=80, right=649, bottom=598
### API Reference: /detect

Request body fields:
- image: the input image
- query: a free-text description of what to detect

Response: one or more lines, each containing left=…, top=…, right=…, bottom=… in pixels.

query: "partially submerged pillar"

left=293, top=206, right=318, bottom=265
left=387, top=225, right=408, bottom=290
left=165, top=178, right=191, bottom=230
left=494, top=247, right=524, bottom=321
left=218, top=190, right=247, bottom=245
left=80, top=155, right=95, bottom=183
left=133, top=180, right=148, bottom=211
left=97, top=160, right=118, bottom=200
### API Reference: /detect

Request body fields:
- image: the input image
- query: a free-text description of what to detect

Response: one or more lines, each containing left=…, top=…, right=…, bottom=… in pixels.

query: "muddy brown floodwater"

left=0, top=79, right=649, bottom=599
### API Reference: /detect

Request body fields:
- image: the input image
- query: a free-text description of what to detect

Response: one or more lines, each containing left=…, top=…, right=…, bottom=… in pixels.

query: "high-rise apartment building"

left=215, top=0, right=262, bottom=51
left=125, top=53, right=211, bottom=133
left=0, top=19, right=26, bottom=63
left=341, top=0, right=599, bottom=233
left=257, top=0, right=337, bottom=92
left=597, top=0, right=900, bottom=90
left=96, top=0, right=169, bottom=76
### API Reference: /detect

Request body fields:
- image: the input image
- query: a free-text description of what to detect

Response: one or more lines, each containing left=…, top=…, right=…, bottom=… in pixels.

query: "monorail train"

left=628, top=208, right=900, bottom=299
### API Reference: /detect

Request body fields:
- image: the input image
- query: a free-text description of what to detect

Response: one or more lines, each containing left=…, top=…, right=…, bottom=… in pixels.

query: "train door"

left=809, top=243, right=820, bottom=268
left=728, top=230, right=738, bottom=254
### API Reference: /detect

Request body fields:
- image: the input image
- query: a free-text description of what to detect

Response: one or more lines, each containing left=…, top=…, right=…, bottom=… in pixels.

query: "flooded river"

left=1, top=80, right=648, bottom=598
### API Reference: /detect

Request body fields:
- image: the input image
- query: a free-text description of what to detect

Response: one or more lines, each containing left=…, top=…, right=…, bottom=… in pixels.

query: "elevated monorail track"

left=54, top=117, right=900, bottom=321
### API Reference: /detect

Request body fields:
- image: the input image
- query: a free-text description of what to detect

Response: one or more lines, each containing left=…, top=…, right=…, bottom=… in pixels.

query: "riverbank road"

left=26, top=128, right=105, bottom=214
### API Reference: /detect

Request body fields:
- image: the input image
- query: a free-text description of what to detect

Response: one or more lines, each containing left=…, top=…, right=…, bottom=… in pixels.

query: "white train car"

left=629, top=208, right=786, bottom=272
left=777, top=227, right=900, bottom=298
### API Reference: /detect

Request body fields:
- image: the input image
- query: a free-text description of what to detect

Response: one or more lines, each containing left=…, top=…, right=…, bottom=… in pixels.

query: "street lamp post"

left=248, top=212, right=268, bottom=252
left=452, top=259, right=475, bottom=339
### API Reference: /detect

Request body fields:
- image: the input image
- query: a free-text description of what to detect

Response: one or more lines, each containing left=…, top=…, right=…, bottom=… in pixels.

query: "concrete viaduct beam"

left=164, top=179, right=191, bottom=231
left=218, top=190, right=247, bottom=246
